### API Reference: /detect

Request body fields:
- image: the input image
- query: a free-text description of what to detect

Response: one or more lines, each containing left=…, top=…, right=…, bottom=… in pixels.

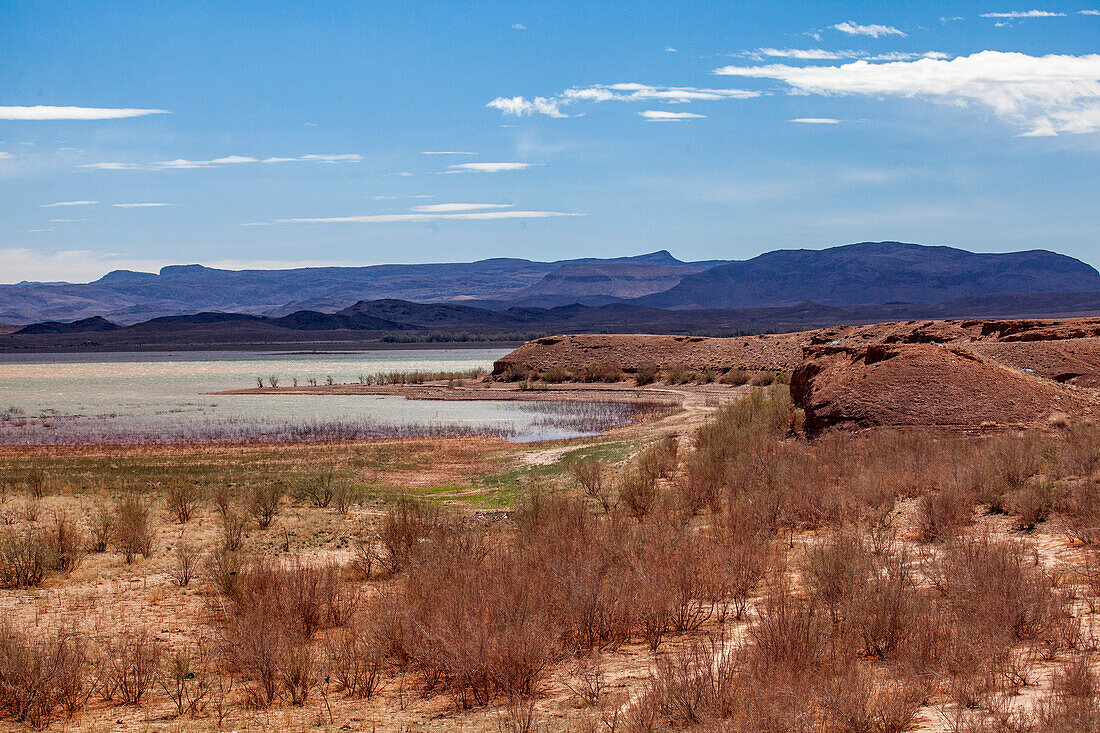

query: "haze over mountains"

left=4, top=242, right=1100, bottom=350
left=5, top=242, right=1100, bottom=325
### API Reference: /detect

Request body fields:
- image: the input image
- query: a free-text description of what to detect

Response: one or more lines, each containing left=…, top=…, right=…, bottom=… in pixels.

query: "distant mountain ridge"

left=0, top=250, right=716, bottom=324
left=2, top=242, right=1098, bottom=325
left=634, top=242, right=1100, bottom=309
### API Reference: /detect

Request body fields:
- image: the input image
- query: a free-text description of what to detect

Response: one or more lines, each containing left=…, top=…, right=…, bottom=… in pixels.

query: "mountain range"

left=3, top=242, right=1100, bottom=349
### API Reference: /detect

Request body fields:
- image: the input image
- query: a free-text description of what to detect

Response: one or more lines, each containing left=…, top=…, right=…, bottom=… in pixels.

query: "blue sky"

left=1, top=0, right=1098, bottom=282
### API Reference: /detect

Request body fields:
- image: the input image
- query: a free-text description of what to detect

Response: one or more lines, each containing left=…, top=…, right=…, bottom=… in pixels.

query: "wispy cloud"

left=790, top=117, right=841, bottom=124
left=832, top=21, right=907, bottom=37
left=112, top=202, right=174, bottom=208
left=421, top=150, right=477, bottom=155
left=715, top=51, right=1100, bottom=136
left=512, top=23, right=526, bottom=30
left=41, top=200, right=98, bottom=207
left=0, top=106, right=169, bottom=120
left=446, top=162, right=537, bottom=172
left=640, top=110, right=706, bottom=121
left=81, top=153, right=362, bottom=171
left=0, top=152, right=12, bottom=160
left=1082, top=9, right=1100, bottom=14
left=665, top=47, right=678, bottom=52
left=741, top=48, right=947, bottom=62
left=274, top=210, right=581, bottom=224
left=980, top=10, right=1066, bottom=18
left=488, top=82, right=758, bottom=118
left=48, top=218, right=90, bottom=223
left=410, top=203, right=513, bottom=212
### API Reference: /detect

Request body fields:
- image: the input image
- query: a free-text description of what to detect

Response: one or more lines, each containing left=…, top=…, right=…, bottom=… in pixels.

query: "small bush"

left=324, top=623, right=386, bottom=698
left=572, top=458, right=612, bottom=512
left=914, top=487, right=972, bottom=542
left=580, top=362, right=622, bottom=383
left=749, top=371, right=777, bottom=387
left=539, top=365, right=571, bottom=384
left=719, top=367, right=751, bottom=386
left=635, top=361, right=659, bottom=386
left=165, top=482, right=203, bottom=524
left=96, top=628, right=161, bottom=705
left=116, top=497, right=156, bottom=563
left=0, top=528, right=54, bottom=588
left=618, top=468, right=658, bottom=521
left=377, top=497, right=438, bottom=574
left=169, top=541, right=200, bottom=587
left=247, top=484, right=284, bottom=529
left=0, top=624, right=90, bottom=729
left=86, top=506, right=114, bottom=553
left=293, top=470, right=338, bottom=508
left=221, top=511, right=246, bottom=551
left=49, top=513, right=86, bottom=573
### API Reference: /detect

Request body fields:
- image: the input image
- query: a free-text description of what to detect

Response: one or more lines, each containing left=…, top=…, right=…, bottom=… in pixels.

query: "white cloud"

left=714, top=51, right=1100, bottom=136
left=511, top=23, right=526, bottom=30
left=421, top=150, right=477, bottom=155
left=790, top=117, right=842, bottom=123
left=41, top=200, right=98, bottom=207
left=0, top=152, right=12, bottom=160
left=1079, top=9, right=1100, bottom=14
left=744, top=48, right=947, bottom=62
left=488, top=83, right=758, bottom=118
left=640, top=110, right=706, bottom=121
left=48, top=218, right=90, bottom=223
left=832, top=21, right=907, bottom=37
left=940, top=16, right=965, bottom=23
left=446, top=162, right=536, bottom=172
left=274, top=210, right=581, bottom=224
left=980, top=10, right=1066, bottom=17
left=112, top=202, right=174, bottom=208
left=79, top=162, right=144, bottom=170
left=410, top=203, right=513, bottom=212
left=81, top=153, right=362, bottom=171
left=487, top=96, right=568, bottom=117
left=666, top=47, right=678, bottom=52
left=0, top=106, right=169, bottom=121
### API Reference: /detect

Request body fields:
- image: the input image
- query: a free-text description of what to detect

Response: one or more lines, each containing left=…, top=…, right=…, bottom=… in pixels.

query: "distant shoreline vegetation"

left=0, top=399, right=669, bottom=446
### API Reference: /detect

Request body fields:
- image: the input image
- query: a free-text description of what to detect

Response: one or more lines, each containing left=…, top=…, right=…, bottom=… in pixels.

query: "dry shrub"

left=618, top=467, right=658, bottom=521
left=96, top=628, right=161, bottom=705
left=914, top=486, right=972, bottom=542
left=158, top=648, right=211, bottom=717
left=116, top=496, right=156, bottom=563
left=1008, top=481, right=1057, bottom=531
left=377, top=529, right=560, bottom=707
left=203, top=547, right=247, bottom=598
left=165, top=481, right=203, bottom=523
left=323, top=620, right=386, bottom=698
left=539, top=365, right=571, bottom=384
left=749, top=370, right=776, bottom=387
left=572, top=458, right=612, bottom=512
left=226, top=557, right=356, bottom=638
left=293, top=469, right=338, bottom=508
left=706, top=521, right=769, bottom=622
left=0, top=625, right=90, bottom=729
left=634, top=361, right=659, bottom=386
left=376, top=496, right=438, bottom=574
left=169, top=540, right=200, bottom=587
left=24, top=469, right=48, bottom=500
left=719, top=367, right=751, bottom=386
left=819, top=666, right=923, bottom=733
left=1034, top=654, right=1100, bottom=731
left=49, top=513, right=86, bottom=573
left=86, top=505, right=114, bottom=553
left=747, top=575, right=828, bottom=680
left=580, top=362, right=622, bottom=383
left=209, top=484, right=234, bottom=518
left=0, top=528, right=54, bottom=588
left=645, top=633, right=735, bottom=726
left=246, top=484, right=284, bottom=529
left=931, top=534, right=1070, bottom=646
left=1061, top=480, right=1100, bottom=545
left=220, top=510, right=246, bottom=551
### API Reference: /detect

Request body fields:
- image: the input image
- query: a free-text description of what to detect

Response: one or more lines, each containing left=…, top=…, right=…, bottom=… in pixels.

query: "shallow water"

left=0, top=349, right=633, bottom=444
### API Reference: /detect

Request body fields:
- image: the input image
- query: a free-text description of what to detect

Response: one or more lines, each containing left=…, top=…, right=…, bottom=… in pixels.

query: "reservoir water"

left=0, top=349, right=635, bottom=444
